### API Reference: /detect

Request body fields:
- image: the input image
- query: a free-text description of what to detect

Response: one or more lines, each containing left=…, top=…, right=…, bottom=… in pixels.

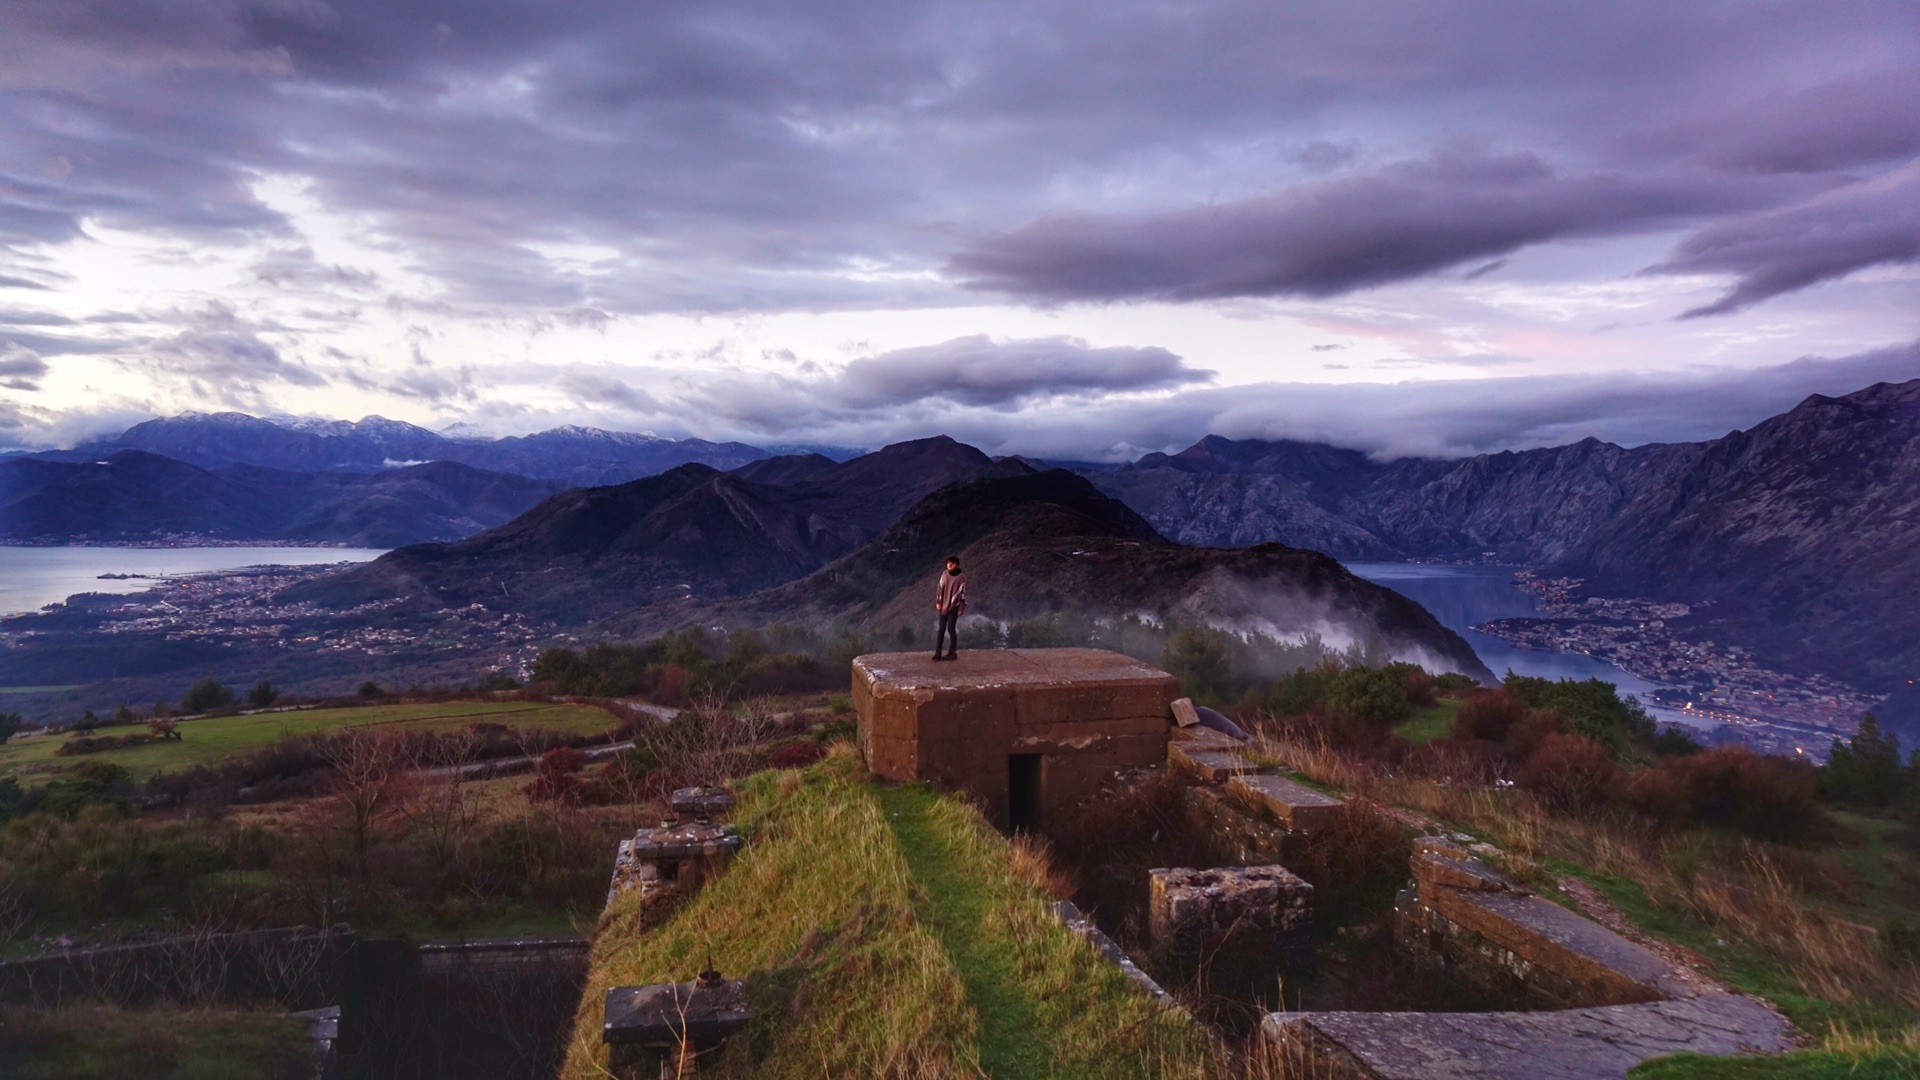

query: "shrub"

left=180, top=676, right=235, bottom=714
left=527, top=747, right=589, bottom=803
left=477, top=671, right=520, bottom=692
left=356, top=681, right=382, bottom=698
left=71, top=710, right=101, bottom=732
left=1650, top=725, right=1701, bottom=757
left=0, top=711, right=23, bottom=744
left=1631, top=746, right=1825, bottom=841
left=1323, top=665, right=1413, bottom=727
left=1503, top=673, right=1653, bottom=747
left=1161, top=628, right=1231, bottom=702
left=247, top=680, right=280, bottom=708
left=1518, top=733, right=1624, bottom=816
left=37, top=761, right=136, bottom=819
left=1386, top=661, right=1437, bottom=707
left=147, top=717, right=181, bottom=740
left=768, top=741, right=828, bottom=770
left=1454, top=689, right=1526, bottom=743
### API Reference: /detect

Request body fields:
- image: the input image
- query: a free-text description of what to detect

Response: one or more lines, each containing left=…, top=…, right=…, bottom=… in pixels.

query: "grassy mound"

left=560, top=748, right=1208, bottom=1079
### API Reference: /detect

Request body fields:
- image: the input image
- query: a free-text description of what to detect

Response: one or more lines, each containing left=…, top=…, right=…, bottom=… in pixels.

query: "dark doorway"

left=1008, top=754, right=1042, bottom=832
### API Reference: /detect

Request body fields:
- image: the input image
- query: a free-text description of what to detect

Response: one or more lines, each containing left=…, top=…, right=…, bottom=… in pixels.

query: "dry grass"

left=1248, top=728, right=1920, bottom=1027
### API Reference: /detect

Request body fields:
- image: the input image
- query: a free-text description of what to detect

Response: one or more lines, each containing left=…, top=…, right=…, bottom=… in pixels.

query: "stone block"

left=1170, top=697, right=1201, bottom=727
left=1149, top=865, right=1312, bottom=992
left=1228, top=774, right=1343, bottom=834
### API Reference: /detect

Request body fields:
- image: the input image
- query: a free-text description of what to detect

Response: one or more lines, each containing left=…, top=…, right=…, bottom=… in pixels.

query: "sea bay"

left=0, top=546, right=387, bottom=618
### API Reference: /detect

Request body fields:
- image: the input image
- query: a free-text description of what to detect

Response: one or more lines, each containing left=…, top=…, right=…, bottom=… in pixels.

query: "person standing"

left=933, top=556, right=967, bottom=661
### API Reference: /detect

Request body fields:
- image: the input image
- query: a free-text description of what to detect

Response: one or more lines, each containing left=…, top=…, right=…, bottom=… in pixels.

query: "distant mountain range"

left=0, top=451, right=563, bottom=547
left=1088, top=380, right=1920, bottom=688
left=38, top=412, right=773, bottom=487
left=10, top=382, right=1914, bottom=690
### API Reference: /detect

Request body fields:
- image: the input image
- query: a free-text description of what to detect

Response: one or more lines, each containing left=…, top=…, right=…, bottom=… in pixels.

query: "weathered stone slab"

left=1170, top=724, right=1242, bottom=751
left=1169, top=740, right=1258, bottom=782
left=1228, top=773, right=1343, bottom=833
left=1400, top=841, right=1696, bottom=1006
left=669, top=786, right=735, bottom=819
left=1170, top=697, right=1202, bottom=727
left=1264, top=992, right=1792, bottom=1080
left=1179, top=784, right=1293, bottom=865
left=1428, top=889, right=1689, bottom=1003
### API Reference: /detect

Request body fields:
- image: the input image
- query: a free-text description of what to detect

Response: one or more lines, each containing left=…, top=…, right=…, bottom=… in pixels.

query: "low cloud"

left=952, top=149, right=1762, bottom=303
left=836, top=335, right=1211, bottom=408
left=1657, top=161, right=1920, bottom=317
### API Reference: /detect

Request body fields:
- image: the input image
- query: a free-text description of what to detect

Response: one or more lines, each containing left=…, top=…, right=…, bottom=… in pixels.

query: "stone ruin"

left=1148, top=865, right=1313, bottom=994
left=847, top=649, right=1798, bottom=1080
left=852, top=648, right=1178, bottom=830
left=603, top=970, right=751, bottom=1080
left=601, top=787, right=752, bottom=1077
left=606, top=786, right=742, bottom=926
left=1161, top=721, right=1794, bottom=1079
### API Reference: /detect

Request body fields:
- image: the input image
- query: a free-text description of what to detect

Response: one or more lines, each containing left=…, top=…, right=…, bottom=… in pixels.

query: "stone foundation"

left=1149, top=865, right=1313, bottom=993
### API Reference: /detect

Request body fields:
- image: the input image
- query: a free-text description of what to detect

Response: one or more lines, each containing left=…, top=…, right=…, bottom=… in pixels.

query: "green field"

left=0, top=700, right=619, bottom=783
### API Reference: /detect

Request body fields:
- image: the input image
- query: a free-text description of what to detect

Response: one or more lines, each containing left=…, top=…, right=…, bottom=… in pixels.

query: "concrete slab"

left=1265, top=992, right=1793, bottom=1080
left=1228, top=773, right=1343, bottom=833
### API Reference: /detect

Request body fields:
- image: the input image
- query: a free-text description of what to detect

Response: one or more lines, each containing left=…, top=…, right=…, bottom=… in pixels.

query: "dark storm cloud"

left=0, top=343, right=50, bottom=390
left=1656, top=162, right=1920, bottom=317
left=951, top=149, right=1773, bottom=302
left=837, top=335, right=1209, bottom=408
left=4, top=2, right=1917, bottom=314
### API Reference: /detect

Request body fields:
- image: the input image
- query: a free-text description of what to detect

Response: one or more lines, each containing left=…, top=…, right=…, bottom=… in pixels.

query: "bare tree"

left=404, top=731, right=479, bottom=882
left=321, top=728, right=410, bottom=863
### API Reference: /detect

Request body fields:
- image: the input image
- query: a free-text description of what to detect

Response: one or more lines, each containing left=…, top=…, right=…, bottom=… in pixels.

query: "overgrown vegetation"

left=0, top=1004, right=313, bottom=1080
left=563, top=749, right=1211, bottom=1079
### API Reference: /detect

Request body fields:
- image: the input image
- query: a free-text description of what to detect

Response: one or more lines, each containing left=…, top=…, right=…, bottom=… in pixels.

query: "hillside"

left=1090, top=380, right=1920, bottom=686
left=632, top=470, right=1492, bottom=679
left=290, top=437, right=1035, bottom=621
left=0, top=451, right=564, bottom=546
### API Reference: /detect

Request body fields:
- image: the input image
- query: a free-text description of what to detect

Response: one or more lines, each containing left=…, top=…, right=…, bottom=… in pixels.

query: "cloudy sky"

left=1, top=1, right=1916, bottom=459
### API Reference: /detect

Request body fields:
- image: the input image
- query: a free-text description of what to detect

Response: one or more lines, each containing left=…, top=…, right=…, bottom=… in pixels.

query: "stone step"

left=1265, top=992, right=1792, bottom=1080
left=1228, top=773, right=1343, bottom=833
left=1168, top=740, right=1259, bottom=782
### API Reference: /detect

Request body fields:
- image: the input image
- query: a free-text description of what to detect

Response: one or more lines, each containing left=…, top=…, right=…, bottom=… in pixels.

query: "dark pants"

left=935, top=608, right=960, bottom=656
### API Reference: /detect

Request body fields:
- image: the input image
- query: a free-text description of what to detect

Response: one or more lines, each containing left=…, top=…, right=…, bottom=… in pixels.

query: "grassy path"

left=878, top=782, right=1057, bottom=1080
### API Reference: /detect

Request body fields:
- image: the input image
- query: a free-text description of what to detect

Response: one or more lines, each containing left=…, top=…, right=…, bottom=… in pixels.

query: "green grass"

left=0, top=1005, right=313, bottom=1080
left=1629, top=1046, right=1920, bottom=1079
left=0, top=700, right=618, bottom=783
left=562, top=751, right=1208, bottom=1079
left=1393, top=699, right=1458, bottom=744
left=0, top=686, right=80, bottom=695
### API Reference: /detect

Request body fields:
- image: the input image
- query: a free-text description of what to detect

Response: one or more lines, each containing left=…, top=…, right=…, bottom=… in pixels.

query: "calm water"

left=1348, top=562, right=1700, bottom=729
left=0, top=546, right=386, bottom=617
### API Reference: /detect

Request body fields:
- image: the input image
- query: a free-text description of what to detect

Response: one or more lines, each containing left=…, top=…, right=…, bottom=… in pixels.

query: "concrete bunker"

left=852, top=648, right=1178, bottom=830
